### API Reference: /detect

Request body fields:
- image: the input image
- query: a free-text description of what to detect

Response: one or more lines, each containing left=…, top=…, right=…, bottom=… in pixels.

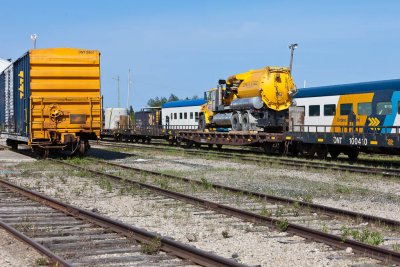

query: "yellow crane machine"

left=199, top=45, right=298, bottom=132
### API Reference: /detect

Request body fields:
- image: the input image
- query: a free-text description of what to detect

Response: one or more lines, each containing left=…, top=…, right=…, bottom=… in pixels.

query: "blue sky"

left=1, top=0, right=400, bottom=109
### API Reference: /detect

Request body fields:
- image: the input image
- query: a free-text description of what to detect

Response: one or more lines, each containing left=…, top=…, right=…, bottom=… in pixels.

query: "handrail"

left=290, top=124, right=400, bottom=134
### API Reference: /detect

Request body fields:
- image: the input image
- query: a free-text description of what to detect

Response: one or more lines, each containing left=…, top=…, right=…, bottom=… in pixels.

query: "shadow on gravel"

left=85, top=147, right=133, bottom=160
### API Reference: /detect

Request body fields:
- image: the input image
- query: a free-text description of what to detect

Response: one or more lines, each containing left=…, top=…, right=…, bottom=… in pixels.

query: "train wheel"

left=263, top=143, right=273, bottom=154
left=43, top=149, right=50, bottom=159
left=146, top=138, right=151, bottom=144
left=241, top=113, right=250, bottom=131
left=231, top=113, right=242, bottom=131
left=195, top=143, right=201, bottom=148
left=305, top=144, right=316, bottom=158
left=186, top=141, right=194, bottom=148
left=35, top=147, right=49, bottom=159
left=208, top=144, right=213, bottom=148
left=11, top=141, right=18, bottom=150
left=316, top=145, right=328, bottom=160
left=329, top=150, right=340, bottom=159
left=347, top=149, right=359, bottom=161
left=216, top=144, right=223, bottom=149
left=78, top=141, right=86, bottom=156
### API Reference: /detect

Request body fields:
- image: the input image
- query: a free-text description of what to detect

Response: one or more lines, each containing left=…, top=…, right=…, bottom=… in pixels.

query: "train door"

left=289, top=106, right=304, bottom=132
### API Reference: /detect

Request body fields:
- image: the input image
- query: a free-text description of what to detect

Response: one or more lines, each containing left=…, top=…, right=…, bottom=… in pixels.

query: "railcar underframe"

left=101, top=123, right=400, bottom=160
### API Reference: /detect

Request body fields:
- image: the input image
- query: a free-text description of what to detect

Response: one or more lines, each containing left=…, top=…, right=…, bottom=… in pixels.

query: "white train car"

left=162, top=99, right=206, bottom=129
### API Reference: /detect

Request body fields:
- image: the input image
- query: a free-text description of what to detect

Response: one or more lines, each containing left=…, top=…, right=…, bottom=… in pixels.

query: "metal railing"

left=290, top=124, right=400, bottom=135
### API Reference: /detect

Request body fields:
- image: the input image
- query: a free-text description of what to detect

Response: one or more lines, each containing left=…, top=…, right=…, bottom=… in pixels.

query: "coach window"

left=324, top=104, right=336, bottom=116
left=174, top=113, right=177, bottom=120
left=190, top=112, right=193, bottom=119
left=195, top=112, right=199, bottom=122
left=170, top=113, right=173, bottom=120
left=309, top=105, right=320, bottom=116
left=340, top=103, right=353, bottom=116
left=358, top=102, right=372, bottom=115
left=184, top=112, right=187, bottom=119
left=377, top=102, right=392, bottom=115
left=179, top=113, right=183, bottom=119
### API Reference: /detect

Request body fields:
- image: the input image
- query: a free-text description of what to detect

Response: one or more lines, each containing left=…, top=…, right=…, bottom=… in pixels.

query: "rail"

left=0, top=178, right=246, bottom=267
left=55, top=159, right=400, bottom=264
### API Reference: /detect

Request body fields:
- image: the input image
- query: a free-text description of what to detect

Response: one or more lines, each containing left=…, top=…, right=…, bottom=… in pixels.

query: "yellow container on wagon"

left=1, top=48, right=102, bottom=156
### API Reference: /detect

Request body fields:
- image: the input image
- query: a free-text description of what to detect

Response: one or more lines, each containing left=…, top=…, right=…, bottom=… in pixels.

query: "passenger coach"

left=162, top=99, right=206, bottom=129
left=290, top=79, right=400, bottom=159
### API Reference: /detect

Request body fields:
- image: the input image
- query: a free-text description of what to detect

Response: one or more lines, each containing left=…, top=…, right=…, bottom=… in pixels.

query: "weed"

left=74, top=169, right=91, bottom=178
left=140, top=237, right=162, bottom=255
left=302, top=194, right=313, bottom=204
left=393, top=243, right=400, bottom=251
left=260, top=207, right=272, bottom=217
left=139, top=176, right=147, bottom=183
left=190, top=182, right=197, bottom=192
left=155, top=178, right=170, bottom=189
left=276, top=219, right=289, bottom=232
left=321, top=223, right=329, bottom=233
left=275, top=206, right=285, bottom=217
left=98, top=178, right=113, bottom=193
left=335, top=184, right=352, bottom=194
left=35, top=258, right=48, bottom=266
left=340, top=227, right=384, bottom=246
left=200, top=177, right=212, bottom=190
left=222, top=230, right=230, bottom=238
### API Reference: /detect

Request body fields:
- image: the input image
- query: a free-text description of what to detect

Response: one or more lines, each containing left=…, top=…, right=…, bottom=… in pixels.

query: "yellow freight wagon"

left=0, top=48, right=102, bottom=157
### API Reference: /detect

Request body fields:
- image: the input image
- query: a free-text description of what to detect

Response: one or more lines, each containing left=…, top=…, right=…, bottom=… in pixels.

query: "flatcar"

left=0, top=48, right=102, bottom=157
left=101, top=99, right=205, bottom=143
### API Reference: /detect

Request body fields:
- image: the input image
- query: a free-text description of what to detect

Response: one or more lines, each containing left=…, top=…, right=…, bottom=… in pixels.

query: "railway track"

left=0, top=178, right=246, bottom=267
left=54, top=157, right=400, bottom=265
left=95, top=140, right=400, bottom=178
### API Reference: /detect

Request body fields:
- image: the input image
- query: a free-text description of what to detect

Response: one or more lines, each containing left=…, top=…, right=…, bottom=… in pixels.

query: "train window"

left=377, top=102, right=392, bottom=115
left=358, top=102, right=372, bottom=115
left=170, top=113, right=173, bottom=120
left=179, top=113, right=183, bottom=119
left=174, top=113, right=177, bottom=119
left=195, top=112, right=199, bottom=122
left=184, top=112, right=187, bottom=119
left=340, top=103, right=353, bottom=115
left=324, top=104, right=336, bottom=116
left=190, top=112, right=193, bottom=119
left=309, top=105, right=320, bottom=116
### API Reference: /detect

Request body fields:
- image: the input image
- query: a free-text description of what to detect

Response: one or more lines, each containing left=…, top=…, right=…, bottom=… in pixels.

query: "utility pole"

left=288, top=43, right=298, bottom=72
left=30, top=34, right=38, bottom=49
left=112, top=76, right=120, bottom=108
left=127, top=68, right=132, bottom=108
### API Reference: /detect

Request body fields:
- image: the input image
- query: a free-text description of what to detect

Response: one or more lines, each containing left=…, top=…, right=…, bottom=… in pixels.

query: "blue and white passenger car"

left=289, top=79, right=400, bottom=159
left=162, top=99, right=206, bottom=129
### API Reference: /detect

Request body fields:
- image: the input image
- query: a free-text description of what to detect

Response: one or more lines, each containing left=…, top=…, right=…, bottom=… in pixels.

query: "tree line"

left=147, top=94, right=199, bottom=107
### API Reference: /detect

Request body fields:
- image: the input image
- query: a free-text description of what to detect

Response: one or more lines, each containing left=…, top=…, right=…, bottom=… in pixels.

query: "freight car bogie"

left=29, top=137, right=91, bottom=158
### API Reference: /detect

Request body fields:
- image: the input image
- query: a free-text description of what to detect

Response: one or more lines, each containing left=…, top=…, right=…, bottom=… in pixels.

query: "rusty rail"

left=0, top=221, right=72, bottom=267
left=56, top=160, right=400, bottom=265
left=0, top=178, right=246, bottom=267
